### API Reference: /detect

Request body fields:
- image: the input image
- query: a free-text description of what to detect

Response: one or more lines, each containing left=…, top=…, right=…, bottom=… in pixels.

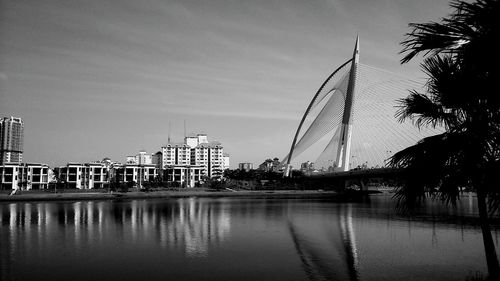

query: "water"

left=1, top=194, right=499, bottom=281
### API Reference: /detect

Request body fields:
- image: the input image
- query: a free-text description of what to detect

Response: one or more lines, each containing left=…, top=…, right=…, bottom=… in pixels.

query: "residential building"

left=300, top=161, right=317, bottom=175
left=114, top=164, right=158, bottom=186
left=58, top=162, right=109, bottom=189
left=193, top=142, right=224, bottom=179
left=161, top=143, right=191, bottom=167
left=152, top=151, right=162, bottom=168
left=126, top=150, right=152, bottom=165
left=223, top=153, right=230, bottom=170
left=0, top=163, right=49, bottom=190
left=58, top=163, right=86, bottom=189
left=164, top=165, right=204, bottom=188
left=152, top=151, right=163, bottom=178
left=159, top=133, right=227, bottom=181
left=0, top=116, right=24, bottom=164
left=0, top=163, right=21, bottom=190
left=258, top=158, right=281, bottom=172
left=238, top=163, right=253, bottom=172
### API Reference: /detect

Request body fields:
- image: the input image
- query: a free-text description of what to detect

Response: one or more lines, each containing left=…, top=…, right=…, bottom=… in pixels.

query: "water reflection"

left=1, top=195, right=499, bottom=281
left=288, top=204, right=359, bottom=281
left=1, top=199, right=231, bottom=258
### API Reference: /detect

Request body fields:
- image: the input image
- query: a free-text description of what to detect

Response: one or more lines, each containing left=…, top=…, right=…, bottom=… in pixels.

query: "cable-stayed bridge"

left=283, top=37, right=442, bottom=177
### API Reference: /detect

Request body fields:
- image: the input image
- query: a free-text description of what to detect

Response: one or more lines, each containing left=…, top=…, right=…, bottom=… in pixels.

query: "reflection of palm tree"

left=390, top=0, right=500, bottom=278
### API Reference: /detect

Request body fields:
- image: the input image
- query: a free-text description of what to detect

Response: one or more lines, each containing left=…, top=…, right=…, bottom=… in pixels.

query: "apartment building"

left=0, top=116, right=24, bottom=164
left=0, top=163, right=49, bottom=190
left=164, top=165, right=204, bottom=188
left=58, top=162, right=108, bottom=189
left=223, top=153, right=230, bottom=170
left=126, top=150, right=153, bottom=165
left=159, top=134, right=226, bottom=183
left=161, top=143, right=192, bottom=167
left=114, top=164, right=158, bottom=185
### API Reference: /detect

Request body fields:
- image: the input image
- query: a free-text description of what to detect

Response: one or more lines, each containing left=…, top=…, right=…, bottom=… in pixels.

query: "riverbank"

left=0, top=189, right=367, bottom=202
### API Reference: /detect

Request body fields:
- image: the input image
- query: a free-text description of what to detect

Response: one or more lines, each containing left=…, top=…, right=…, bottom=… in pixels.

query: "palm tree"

left=390, top=0, right=500, bottom=278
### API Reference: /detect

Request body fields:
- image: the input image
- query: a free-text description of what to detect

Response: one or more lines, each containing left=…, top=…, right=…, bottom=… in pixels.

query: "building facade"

left=114, top=164, right=158, bottom=185
left=238, top=163, right=253, bottom=172
left=223, top=153, right=230, bottom=171
left=164, top=165, right=204, bottom=188
left=126, top=150, right=153, bottom=165
left=0, top=116, right=24, bottom=164
left=158, top=134, right=227, bottom=183
left=258, top=158, right=281, bottom=172
left=58, top=162, right=109, bottom=189
left=0, top=163, right=49, bottom=190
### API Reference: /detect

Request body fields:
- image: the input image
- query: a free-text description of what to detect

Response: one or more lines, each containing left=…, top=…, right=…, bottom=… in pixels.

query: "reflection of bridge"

left=283, top=37, right=441, bottom=176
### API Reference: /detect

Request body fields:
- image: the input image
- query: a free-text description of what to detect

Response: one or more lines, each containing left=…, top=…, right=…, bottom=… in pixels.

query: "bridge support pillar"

left=283, top=164, right=291, bottom=177
left=335, top=123, right=353, bottom=172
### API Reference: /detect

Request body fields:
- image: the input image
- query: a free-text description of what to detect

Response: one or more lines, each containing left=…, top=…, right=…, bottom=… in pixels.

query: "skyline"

left=0, top=0, right=451, bottom=168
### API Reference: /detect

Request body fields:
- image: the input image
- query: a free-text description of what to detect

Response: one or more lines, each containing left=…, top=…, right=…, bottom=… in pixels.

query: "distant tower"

left=0, top=116, right=24, bottom=164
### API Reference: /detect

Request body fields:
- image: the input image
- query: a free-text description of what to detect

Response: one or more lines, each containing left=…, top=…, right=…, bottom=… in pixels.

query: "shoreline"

left=0, top=189, right=358, bottom=203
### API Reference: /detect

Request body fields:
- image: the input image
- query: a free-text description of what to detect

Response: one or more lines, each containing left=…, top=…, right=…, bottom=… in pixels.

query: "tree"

left=390, top=0, right=500, bottom=278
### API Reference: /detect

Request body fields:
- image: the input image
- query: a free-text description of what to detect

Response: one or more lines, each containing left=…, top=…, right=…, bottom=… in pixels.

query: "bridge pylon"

left=335, top=36, right=359, bottom=172
left=284, top=37, right=359, bottom=177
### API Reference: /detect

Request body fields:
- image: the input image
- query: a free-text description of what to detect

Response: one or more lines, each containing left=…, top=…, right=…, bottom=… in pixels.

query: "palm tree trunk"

left=477, top=190, right=500, bottom=279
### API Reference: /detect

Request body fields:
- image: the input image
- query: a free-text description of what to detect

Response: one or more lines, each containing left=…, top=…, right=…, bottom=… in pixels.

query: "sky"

left=0, top=0, right=452, bottom=168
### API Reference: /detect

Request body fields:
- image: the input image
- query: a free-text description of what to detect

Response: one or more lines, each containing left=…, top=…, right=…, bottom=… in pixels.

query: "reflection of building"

left=0, top=162, right=49, bottom=190
left=238, top=162, right=253, bottom=172
left=0, top=198, right=231, bottom=258
left=0, top=116, right=24, bottom=164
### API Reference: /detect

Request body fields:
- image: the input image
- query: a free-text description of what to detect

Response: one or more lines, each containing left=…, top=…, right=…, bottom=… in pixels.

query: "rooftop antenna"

left=168, top=122, right=171, bottom=143
left=184, top=120, right=186, bottom=138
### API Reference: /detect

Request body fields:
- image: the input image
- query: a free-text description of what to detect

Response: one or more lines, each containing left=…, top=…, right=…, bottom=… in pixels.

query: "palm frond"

left=389, top=132, right=468, bottom=210
left=395, top=91, right=448, bottom=129
left=400, top=0, right=500, bottom=63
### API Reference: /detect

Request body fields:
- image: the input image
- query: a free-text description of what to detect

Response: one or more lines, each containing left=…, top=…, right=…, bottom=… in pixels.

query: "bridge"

left=282, top=37, right=441, bottom=177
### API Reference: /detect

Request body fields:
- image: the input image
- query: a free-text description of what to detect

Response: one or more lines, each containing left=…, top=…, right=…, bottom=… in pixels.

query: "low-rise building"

left=164, top=165, right=204, bottom=188
left=0, top=162, right=49, bottom=190
left=238, top=163, right=253, bottom=172
left=258, top=158, right=281, bottom=172
left=300, top=161, right=316, bottom=174
left=58, top=162, right=109, bottom=189
left=114, top=164, right=158, bottom=186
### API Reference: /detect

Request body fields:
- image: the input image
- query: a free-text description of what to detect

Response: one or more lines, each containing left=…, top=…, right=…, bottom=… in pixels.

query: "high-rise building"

left=0, top=116, right=24, bottom=164
left=158, top=133, right=227, bottom=183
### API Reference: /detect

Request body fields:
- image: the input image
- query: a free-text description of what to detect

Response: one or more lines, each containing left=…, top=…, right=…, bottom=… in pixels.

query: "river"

left=1, top=194, right=499, bottom=281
